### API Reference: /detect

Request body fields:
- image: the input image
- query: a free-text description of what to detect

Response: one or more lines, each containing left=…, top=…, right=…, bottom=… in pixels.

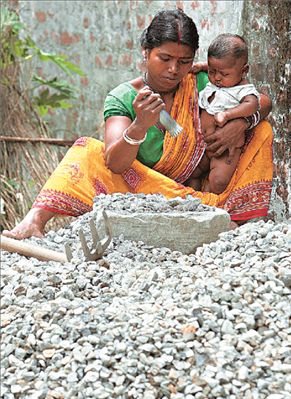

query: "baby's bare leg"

left=200, top=110, right=216, bottom=139
left=205, top=149, right=242, bottom=194
left=185, top=110, right=215, bottom=190
left=185, top=153, right=210, bottom=190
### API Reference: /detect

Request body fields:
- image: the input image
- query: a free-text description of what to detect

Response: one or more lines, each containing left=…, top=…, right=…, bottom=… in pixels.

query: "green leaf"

left=58, top=101, right=72, bottom=109
left=32, top=75, right=76, bottom=96
left=0, top=7, right=24, bottom=35
left=34, top=89, right=76, bottom=108
left=37, top=105, right=49, bottom=117
left=38, top=89, right=50, bottom=101
left=36, top=49, right=85, bottom=77
left=24, top=36, right=37, bottom=49
left=12, top=39, right=30, bottom=58
left=58, top=59, right=85, bottom=76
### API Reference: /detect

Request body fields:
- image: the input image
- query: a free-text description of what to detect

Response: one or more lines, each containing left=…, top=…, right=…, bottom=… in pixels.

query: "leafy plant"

left=0, top=6, right=85, bottom=116
left=32, top=76, right=77, bottom=116
left=0, top=5, right=82, bottom=232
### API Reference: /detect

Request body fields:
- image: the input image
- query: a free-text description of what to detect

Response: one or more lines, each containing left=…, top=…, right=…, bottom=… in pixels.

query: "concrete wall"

left=242, top=0, right=290, bottom=220
left=17, top=0, right=290, bottom=220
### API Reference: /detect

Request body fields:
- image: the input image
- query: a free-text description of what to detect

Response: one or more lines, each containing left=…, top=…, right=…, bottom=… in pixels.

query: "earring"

left=142, top=49, right=149, bottom=63
left=140, top=50, right=148, bottom=72
left=141, top=55, right=148, bottom=72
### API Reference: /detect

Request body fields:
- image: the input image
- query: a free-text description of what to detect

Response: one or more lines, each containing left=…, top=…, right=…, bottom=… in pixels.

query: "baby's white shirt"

left=198, top=82, right=260, bottom=115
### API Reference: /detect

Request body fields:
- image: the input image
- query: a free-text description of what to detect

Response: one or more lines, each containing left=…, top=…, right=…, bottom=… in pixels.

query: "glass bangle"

left=244, top=111, right=261, bottom=130
left=122, top=128, right=147, bottom=145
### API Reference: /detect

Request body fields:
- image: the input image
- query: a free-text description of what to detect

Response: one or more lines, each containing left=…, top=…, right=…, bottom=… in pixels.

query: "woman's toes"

left=1, top=226, right=44, bottom=240
left=229, top=221, right=239, bottom=230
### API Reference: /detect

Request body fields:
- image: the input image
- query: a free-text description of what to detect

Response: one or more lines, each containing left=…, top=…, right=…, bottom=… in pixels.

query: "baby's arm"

left=215, top=94, right=259, bottom=127
left=191, top=61, right=208, bottom=74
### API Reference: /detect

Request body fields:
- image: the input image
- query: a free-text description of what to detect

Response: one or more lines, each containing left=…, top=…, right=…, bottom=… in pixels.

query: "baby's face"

left=208, top=55, right=247, bottom=88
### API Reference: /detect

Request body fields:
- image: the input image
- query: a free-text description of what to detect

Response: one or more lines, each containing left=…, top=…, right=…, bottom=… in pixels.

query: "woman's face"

left=145, top=42, right=194, bottom=93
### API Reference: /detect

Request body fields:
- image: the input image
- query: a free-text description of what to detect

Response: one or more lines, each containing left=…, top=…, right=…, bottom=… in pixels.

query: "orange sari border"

left=33, top=189, right=92, bottom=216
left=224, top=180, right=273, bottom=221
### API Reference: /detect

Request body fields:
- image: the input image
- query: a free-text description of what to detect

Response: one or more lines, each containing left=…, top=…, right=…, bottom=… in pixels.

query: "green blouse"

left=103, top=71, right=209, bottom=168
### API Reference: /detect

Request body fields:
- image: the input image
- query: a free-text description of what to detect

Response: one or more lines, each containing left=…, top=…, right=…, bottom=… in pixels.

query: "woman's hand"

left=205, top=118, right=248, bottom=161
left=104, top=86, right=165, bottom=174
left=205, top=93, right=272, bottom=162
left=133, top=86, right=165, bottom=130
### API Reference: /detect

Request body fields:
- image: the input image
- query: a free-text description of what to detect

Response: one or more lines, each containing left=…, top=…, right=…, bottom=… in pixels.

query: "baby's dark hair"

left=140, top=9, right=199, bottom=53
left=208, top=33, right=248, bottom=62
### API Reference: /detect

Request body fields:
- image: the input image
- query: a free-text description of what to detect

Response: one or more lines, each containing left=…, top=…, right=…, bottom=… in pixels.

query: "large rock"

left=96, top=208, right=230, bottom=254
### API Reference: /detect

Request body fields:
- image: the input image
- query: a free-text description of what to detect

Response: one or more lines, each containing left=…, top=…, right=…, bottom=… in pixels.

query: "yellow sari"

left=33, top=74, right=273, bottom=221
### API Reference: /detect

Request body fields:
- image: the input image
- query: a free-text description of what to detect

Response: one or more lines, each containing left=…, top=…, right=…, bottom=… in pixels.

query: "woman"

left=3, top=9, right=273, bottom=239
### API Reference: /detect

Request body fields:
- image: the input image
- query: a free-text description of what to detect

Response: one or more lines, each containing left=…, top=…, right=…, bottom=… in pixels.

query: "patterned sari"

left=33, top=74, right=273, bottom=221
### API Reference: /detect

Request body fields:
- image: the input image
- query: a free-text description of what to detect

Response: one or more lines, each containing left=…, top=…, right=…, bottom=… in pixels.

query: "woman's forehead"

left=153, top=41, right=194, bottom=58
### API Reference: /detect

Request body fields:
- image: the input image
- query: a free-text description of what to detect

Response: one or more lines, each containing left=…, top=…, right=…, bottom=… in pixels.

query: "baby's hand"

left=214, top=111, right=228, bottom=127
left=191, top=61, right=208, bottom=74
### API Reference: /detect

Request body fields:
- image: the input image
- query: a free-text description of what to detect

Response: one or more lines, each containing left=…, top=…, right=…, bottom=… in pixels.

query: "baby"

left=188, top=33, right=260, bottom=194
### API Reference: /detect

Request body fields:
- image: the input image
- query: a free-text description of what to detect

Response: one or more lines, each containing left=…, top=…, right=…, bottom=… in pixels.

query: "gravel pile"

left=1, top=194, right=290, bottom=399
left=92, top=193, right=215, bottom=214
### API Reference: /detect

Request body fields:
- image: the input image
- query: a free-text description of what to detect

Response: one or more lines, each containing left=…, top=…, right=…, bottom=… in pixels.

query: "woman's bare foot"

left=2, top=208, right=56, bottom=240
left=229, top=221, right=239, bottom=230
left=229, top=220, right=246, bottom=230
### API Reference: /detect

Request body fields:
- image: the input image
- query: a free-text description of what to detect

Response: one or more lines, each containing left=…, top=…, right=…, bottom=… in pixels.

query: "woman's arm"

left=205, top=93, right=272, bottom=160
left=105, top=116, right=147, bottom=174
left=105, top=86, right=164, bottom=174
left=258, top=93, right=272, bottom=119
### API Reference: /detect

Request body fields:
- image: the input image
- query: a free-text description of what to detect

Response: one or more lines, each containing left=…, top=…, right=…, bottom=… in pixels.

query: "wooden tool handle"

left=0, top=235, right=68, bottom=263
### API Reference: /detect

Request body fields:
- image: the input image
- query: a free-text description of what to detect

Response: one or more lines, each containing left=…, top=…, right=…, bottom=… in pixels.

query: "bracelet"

left=244, top=111, right=261, bottom=130
left=122, top=128, right=147, bottom=145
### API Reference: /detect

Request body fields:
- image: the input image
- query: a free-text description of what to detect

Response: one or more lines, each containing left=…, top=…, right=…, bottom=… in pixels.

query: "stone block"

left=96, top=208, right=230, bottom=254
